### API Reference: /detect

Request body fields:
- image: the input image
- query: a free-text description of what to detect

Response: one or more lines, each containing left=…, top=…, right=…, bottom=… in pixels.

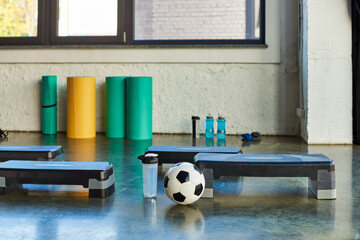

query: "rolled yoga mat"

left=106, top=77, right=126, bottom=138
left=67, top=77, right=96, bottom=139
left=42, top=76, right=57, bottom=135
left=125, top=77, right=152, bottom=140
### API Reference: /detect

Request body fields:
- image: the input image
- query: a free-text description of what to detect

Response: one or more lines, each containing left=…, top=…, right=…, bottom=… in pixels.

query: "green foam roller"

left=41, top=76, right=57, bottom=135
left=125, top=77, right=152, bottom=140
left=106, top=76, right=126, bottom=138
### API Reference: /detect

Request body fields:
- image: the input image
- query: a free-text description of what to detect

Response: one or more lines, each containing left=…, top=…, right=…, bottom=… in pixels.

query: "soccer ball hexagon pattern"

left=164, top=162, right=205, bottom=205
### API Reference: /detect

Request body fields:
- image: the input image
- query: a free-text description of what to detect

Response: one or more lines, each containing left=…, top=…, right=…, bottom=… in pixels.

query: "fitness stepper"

left=0, top=160, right=115, bottom=198
left=0, top=145, right=63, bottom=161
left=194, top=153, right=336, bottom=200
left=145, top=146, right=241, bottom=167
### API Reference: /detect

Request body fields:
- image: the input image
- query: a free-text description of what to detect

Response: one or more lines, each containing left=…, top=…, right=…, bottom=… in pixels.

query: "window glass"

left=0, top=0, right=38, bottom=37
left=0, top=0, right=264, bottom=45
left=58, top=0, right=117, bottom=37
left=134, top=0, right=261, bottom=41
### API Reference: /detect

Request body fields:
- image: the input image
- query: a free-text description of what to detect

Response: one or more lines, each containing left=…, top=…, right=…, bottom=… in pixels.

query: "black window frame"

left=0, top=0, right=265, bottom=46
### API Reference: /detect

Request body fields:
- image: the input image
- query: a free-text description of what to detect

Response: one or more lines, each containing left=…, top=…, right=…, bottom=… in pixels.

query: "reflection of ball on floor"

left=164, top=162, right=205, bottom=205
left=165, top=204, right=205, bottom=235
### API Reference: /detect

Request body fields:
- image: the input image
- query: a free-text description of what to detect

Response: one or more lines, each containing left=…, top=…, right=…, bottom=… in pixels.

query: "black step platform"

left=0, top=161, right=115, bottom=198
left=145, top=146, right=241, bottom=166
left=0, top=145, right=63, bottom=161
left=194, top=153, right=336, bottom=200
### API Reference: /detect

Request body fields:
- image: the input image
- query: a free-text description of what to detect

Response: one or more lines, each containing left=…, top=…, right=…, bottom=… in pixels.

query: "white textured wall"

left=0, top=0, right=300, bottom=136
left=301, top=0, right=352, bottom=143
left=0, top=63, right=298, bottom=135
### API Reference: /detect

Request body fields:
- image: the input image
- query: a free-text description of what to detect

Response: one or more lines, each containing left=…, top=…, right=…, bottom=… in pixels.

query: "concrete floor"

left=0, top=133, right=359, bottom=240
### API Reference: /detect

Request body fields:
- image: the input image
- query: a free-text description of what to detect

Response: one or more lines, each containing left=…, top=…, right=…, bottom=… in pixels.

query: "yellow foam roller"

left=67, top=77, right=96, bottom=139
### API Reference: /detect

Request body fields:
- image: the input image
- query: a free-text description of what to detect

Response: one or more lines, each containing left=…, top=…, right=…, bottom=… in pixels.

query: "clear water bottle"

left=138, top=153, right=158, bottom=198
left=205, top=115, right=214, bottom=139
left=217, top=116, right=226, bottom=140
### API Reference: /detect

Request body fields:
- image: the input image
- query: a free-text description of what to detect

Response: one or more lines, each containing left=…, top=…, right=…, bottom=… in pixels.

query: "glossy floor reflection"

left=0, top=133, right=359, bottom=240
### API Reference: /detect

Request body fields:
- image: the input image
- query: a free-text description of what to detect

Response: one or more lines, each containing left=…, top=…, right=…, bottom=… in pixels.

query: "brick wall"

left=135, top=0, right=247, bottom=40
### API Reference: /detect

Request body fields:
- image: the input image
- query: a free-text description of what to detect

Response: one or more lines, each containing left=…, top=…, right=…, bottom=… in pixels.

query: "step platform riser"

left=195, top=153, right=336, bottom=200
left=0, top=160, right=115, bottom=198
left=0, top=145, right=63, bottom=161
left=145, top=146, right=241, bottom=165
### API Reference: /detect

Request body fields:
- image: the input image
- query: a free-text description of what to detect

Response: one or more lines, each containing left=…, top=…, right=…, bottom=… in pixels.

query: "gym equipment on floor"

left=42, top=76, right=57, bottom=135
left=0, top=160, right=115, bottom=198
left=67, top=76, right=96, bottom=139
left=106, top=76, right=126, bottom=138
left=145, top=145, right=241, bottom=167
left=194, top=153, right=336, bottom=200
left=125, top=77, right=152, bottom=140
left=0, top=129, right=8, bottom=140
left=0, top=145, right=63, bottom=161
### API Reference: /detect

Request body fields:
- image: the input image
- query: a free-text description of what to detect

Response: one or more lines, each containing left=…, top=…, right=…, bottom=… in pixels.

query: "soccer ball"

left=164, top=162, right=205, bottom=205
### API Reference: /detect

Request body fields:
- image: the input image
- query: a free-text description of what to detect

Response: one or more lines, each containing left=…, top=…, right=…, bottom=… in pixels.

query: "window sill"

left=0, top=44, right=268, bottom=49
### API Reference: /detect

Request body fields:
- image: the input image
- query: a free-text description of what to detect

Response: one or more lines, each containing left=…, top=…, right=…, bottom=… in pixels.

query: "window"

left=0, top=0, right=265, bottom=46
left=0, top=0, right=38, bottom=37
left=57, top=0, right=118, bottom=37
left=49, top=0, right=122, bottom=44
left=0, top=0, right=43, bottom=45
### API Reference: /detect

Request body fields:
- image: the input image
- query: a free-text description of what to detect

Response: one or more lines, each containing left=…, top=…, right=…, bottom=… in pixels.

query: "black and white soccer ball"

left=164, top=162, right=205, bottom=205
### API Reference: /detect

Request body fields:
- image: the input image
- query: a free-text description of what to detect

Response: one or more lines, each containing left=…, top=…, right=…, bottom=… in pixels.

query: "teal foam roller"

left=41, top=76, right=57, bottom=135
left=125, top=77, right=152, bottom=140
left=106, top=76, right=126, bottom=138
